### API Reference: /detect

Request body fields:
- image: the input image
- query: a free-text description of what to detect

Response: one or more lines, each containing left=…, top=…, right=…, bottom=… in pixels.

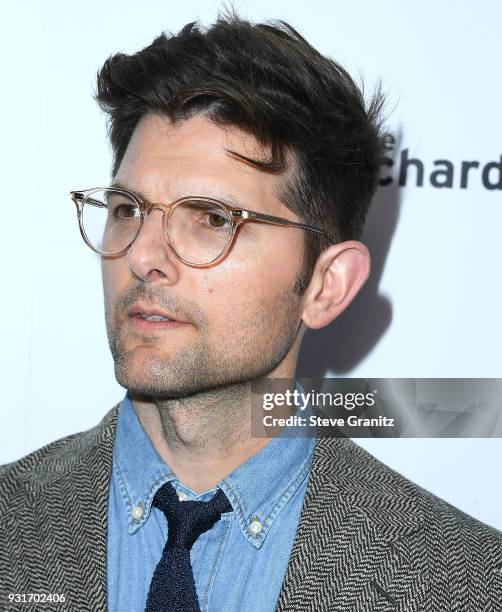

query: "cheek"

left=246, top=228, right=303, bottom=280
left=224, top=228, right=302, bottom=283
left=101, top=259, right=125, bottom=302
left=202, top=228, right=302, bottom=298
left=198, top=254, right=294, bottom=328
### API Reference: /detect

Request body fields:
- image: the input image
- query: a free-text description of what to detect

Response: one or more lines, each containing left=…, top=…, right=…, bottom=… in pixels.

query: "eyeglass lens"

left=81, top=189, right=233, bottom=263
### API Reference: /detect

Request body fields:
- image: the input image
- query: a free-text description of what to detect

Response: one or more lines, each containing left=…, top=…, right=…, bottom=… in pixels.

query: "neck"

left=131, top=377, right=295, bottom=494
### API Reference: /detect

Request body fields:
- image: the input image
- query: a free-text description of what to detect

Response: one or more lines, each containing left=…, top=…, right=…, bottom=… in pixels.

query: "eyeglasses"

left=70, top=186, right=330, bottom=268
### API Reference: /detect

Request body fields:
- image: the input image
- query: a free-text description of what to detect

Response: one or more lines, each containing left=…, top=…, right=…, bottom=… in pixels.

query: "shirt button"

left=248, top=516, right=262, bottom=536
left=131, top=504, right=144, bottom=521
left=177, top=491, right=189, bottom=501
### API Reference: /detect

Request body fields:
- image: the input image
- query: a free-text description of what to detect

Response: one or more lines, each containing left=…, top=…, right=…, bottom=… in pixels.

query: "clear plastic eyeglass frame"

left=70, top=186, right=330, bottom=268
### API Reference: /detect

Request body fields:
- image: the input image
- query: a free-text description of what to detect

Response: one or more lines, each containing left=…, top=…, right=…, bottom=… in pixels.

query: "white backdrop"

left=1, top=0, right=501, bottom=529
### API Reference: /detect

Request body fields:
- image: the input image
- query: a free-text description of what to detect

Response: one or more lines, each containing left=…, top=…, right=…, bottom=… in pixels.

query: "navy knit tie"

left=145, top=480, right=232, bottom=612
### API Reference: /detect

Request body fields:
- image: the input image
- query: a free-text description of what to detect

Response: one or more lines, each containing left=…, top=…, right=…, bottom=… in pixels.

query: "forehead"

left=115, top=113, right=289, bottom=214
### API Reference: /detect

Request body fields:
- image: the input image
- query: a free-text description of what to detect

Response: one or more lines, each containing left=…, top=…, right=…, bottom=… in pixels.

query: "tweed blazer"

left=1, top=402, right=501, bottom=612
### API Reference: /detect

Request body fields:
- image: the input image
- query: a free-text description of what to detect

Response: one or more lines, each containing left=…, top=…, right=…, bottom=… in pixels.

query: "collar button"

left=132, top=503, right=144, bottom=521
left=248, top=516, right=262, bottom=536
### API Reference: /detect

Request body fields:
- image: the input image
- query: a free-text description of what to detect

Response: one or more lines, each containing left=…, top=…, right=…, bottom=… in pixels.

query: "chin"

left=113, top=351, right=196, bottom=398
left=115, top=367, right=177, bottom=397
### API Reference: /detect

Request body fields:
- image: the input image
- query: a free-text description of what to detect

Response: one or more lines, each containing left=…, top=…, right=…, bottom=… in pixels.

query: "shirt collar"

left=112, top=390, right=174, bottom=536
left=112, top=382, right=315, bottom=549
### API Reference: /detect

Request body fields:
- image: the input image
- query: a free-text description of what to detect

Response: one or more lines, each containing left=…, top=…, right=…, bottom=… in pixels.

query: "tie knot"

left=152, top=481, right=232, bottom=551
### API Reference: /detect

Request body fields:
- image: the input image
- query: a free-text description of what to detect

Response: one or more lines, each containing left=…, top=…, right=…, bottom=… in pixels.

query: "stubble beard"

left=104, top=287, right=302, bottom=401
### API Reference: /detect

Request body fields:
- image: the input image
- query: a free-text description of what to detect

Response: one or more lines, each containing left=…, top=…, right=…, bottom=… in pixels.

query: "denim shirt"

left=107, top=386, right=316, bottom=612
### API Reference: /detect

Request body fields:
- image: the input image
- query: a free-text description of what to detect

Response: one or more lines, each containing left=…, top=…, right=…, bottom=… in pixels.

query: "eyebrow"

left=110, top=180, right=148, bottom=201
left=109, top=179, right=247, bottom=210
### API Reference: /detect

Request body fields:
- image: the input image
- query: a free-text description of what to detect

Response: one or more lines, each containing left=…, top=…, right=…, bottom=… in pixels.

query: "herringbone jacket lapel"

left=0, top=404, right=120, bottom=610
left=274, top=435, right=426, bottom=611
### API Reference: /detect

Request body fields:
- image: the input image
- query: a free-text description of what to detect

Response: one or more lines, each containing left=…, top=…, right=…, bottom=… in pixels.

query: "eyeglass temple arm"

left=70, top=191, right=83, bottom=202
left=233, top=209, right=328, bottom=236
left=70, top=191, right=106, bottom=207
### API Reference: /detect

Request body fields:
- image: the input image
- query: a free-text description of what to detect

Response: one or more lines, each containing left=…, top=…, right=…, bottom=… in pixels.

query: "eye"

left=207, top=211, right=229, bottom=228
left=184, top=201, right=230, bottom=230
left=111, top=203, right=140, bottom=219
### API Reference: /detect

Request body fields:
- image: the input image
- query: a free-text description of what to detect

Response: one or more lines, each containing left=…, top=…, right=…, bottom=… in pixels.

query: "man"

left=1, top=12, right=501, bottom=612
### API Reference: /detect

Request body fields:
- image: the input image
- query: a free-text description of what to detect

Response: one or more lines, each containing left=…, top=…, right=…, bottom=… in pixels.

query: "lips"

left=127, top=303, right=180, bottom=322
left=126, top=303, right=188, bottom=332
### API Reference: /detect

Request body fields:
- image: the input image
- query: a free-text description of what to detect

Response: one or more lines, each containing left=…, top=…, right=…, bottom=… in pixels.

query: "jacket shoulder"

left=348, top=438, right=502, bottom=546
left=410, top=467, right=502, bottom=557
left=0, top=403, right=120, bottom=513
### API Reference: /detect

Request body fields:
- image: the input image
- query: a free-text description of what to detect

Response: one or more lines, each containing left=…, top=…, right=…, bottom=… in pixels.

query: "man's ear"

left=301, top=240, right=370, bottom=330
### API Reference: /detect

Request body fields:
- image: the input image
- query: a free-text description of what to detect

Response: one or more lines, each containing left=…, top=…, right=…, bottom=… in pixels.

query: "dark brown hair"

left=96, top=11, right=386, bottom=293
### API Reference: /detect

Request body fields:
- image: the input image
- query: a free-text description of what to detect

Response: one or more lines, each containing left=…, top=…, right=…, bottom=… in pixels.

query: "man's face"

left=102, top=113, right=306, bottom=398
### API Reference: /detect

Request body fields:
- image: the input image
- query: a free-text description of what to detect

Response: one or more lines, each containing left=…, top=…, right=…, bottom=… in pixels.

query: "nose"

left=127, top=206, right=180, bottom=283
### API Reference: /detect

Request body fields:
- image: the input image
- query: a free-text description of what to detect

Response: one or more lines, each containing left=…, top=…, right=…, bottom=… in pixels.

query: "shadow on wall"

left=296, top=129, right=403, bottom=377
